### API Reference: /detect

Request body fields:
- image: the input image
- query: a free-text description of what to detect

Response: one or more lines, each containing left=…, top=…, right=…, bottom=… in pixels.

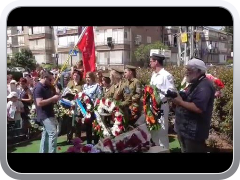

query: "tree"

left=222, top=26, right=233, bottom=34
left=134, top=41, right=168, bottom=64
left=12, top=48, right=37, bottom=70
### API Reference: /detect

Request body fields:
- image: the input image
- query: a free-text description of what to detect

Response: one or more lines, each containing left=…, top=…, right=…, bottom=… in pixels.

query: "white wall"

left=58, top=35, right=78, bottom=47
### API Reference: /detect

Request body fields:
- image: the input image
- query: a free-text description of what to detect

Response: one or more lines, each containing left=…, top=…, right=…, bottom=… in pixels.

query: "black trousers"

left=177, top=135, right=207, bottom=153
left=67, top=116, right=81, bottom=141
left=85, top=122, right=100, bottom=145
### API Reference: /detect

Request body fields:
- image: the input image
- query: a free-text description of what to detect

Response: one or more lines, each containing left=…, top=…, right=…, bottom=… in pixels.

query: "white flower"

left=71, top=110, right=74, bottom=114
left=105, top=99, right=109, bottom=106
left=71, top=101, right=76, bottom=106
left=97, top=107, right=103, bottom=114
left=103, top=130, right=110, bottom=137
left=38, top=126, right=43, bottom=131
left=114, top=111, right=121, bottom=117
left=82, top=118, right=85, bottom=124
left=31, top=104, right=36, bottom=110
left=78, top=92, right=83, bottom=99
left=34, top=124, right=39, bottom=129
left=86, top=113, right=91, bottom=119
left=86, top=104, right=92, bottom=110
left=30, top=120, right=35, bottom=124
left=84, top=96, right=89, bottom=102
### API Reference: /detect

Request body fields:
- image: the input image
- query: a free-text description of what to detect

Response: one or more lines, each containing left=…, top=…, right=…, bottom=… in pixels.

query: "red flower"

left=115, top=131, right=120, bottom=136
left=96, top=99, right=100, bottom=105
left=74, top=94, right=79, bottom=100
left=101, top=98, right=106, bottom=105
left=114, top=107, right=119, bottom=112
left=118, top=125, right=124, bottom=131
left=58, top=147, right=61, bottom=150
left=81, top=146, right=91, bottom=153
left=103, top=138, right=114, bottom=152
left=149, top=88, right=153, bottom=94
left=143, top=99, right=146, bottom=105
left=108, top=101, right=112, bottom=107
left=82, top=93, right=86, bottom=98
left=116, top=115, right=123, bottom=122
left=85, top=99, right=90, bottom=104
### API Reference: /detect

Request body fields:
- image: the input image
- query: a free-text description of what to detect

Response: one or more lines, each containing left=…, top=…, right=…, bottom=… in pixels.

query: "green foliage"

left=134, top=41, right=168, bottom=62
left=11, top=49, right=37, bottom=70
left=226, top=59, right=233, bottom=65
left=7, top=71, right=23, bottom=81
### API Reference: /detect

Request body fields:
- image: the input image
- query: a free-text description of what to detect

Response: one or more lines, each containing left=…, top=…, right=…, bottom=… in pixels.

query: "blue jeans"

left=39, top=117, right=58, bottom=153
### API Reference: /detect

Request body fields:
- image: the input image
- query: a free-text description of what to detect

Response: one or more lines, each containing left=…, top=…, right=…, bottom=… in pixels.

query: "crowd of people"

left=7, top=55, right=225, bottom=153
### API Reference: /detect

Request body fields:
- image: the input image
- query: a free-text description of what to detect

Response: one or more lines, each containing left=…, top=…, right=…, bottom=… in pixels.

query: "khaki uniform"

left=106, top=81, right=131, bottom=123
left=102, top=86, right=112, bottom=99
left=124, top=78, right=142, bottom=124
left=67, top=80, right=84, bottom=93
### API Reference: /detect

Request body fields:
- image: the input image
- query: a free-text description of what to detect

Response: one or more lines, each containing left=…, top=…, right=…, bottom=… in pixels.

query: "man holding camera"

left=149, top=53, right=175, bottom=150
left=173, top=58, right=215, bottom=153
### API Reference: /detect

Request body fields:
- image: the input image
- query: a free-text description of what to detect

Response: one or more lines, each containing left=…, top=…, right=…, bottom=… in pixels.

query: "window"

left=110, top=51, right=123, bottom=64
left=124, top=31, right=128, bottom=39
left=147, top=36, right=151, bottom=44
left=98, top=52, right=109, bottom=65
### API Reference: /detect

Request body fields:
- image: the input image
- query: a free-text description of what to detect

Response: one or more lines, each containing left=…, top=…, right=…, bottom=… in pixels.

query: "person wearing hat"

left=172, top=58, right=215, bottom=153
left=108, top=67, right=131, bottom=121
left=7, top=91, right=24, bottom=129
left=124, top=65, right=142, bottom=125
left=101, top=72, right=112, bottom=98
left=149, top=53, right=175, bottom=150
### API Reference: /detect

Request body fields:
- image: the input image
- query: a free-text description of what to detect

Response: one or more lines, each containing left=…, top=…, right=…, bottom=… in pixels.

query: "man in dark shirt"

left=33, top=70, right=60, bottom=153
left=173, top=58, right=215, bottom=153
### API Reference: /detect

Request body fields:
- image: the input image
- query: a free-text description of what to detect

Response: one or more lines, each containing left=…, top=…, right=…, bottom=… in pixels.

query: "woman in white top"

left=82, top=72, right=102, bottom=144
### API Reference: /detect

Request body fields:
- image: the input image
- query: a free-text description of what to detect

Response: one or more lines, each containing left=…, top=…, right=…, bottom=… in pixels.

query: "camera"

left=165, top=89, right=187, bottom=100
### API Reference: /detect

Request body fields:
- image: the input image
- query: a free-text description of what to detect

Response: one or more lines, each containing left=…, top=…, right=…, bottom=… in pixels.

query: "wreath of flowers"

left=94, top=98, right=125, bottom=137
left=74, top=92, right=95, bottom=124
left=28, top=104, right=44, bottom=131
left=143, top=85, right=162, bottom=131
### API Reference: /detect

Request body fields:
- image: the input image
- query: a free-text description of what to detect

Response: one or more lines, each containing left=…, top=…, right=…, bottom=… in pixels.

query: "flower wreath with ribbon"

left=28, top=104, right=44, bottom=131
left=93, top=98, right=126, bottom=137
left=143, top=85, right=162, bottom=131
left=74, top=92, right=95, bottom=124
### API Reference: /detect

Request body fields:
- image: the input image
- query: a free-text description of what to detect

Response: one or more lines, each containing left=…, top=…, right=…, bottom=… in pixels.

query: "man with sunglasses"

left=33, top=70, right=61, bottom=153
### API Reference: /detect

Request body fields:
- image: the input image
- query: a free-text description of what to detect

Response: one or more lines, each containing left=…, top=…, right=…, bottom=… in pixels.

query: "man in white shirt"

left=149, top=53, right=175, bottom=150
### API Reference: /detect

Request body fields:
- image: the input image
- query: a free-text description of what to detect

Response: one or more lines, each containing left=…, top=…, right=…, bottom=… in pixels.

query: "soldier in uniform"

left=124, top=65, right=142, bottom=125
left=66, top=69, right=84, bottom=144
left=101, top=72, right=112, bottom=98
left=149, top=53, right=175, bottom=150
left=108, top=67, right=131, bottom=123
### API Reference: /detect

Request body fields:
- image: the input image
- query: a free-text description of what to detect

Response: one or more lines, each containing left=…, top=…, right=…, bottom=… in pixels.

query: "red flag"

left=77, top=26, right=96, bottom=78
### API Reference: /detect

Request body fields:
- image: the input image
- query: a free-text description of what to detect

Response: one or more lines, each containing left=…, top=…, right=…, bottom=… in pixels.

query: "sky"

left=209, top=26, right=223, bottom=30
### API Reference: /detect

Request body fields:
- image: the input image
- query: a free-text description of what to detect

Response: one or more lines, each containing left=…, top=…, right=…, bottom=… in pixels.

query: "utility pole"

left=177, top=26, right=182, bottom=67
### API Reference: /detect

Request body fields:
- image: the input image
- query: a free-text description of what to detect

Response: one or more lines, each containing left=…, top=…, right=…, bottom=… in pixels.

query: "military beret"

left=102, top=72, right=110, bottom=78
left=150, top=53, right=165, bottom=61
left=110, top=67, right=124, bottom=74
left=125, top=65, right=137, bottom=70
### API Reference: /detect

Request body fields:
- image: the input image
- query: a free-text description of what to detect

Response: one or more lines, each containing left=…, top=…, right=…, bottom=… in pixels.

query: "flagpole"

left=54, top=26, right=88, bottom=85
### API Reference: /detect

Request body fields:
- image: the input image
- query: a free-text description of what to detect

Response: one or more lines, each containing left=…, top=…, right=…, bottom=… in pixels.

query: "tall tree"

left=12, top=48, right=37, bottom=70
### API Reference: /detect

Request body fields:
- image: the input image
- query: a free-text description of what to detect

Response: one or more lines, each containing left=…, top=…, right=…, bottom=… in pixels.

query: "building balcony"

left=57, top=43, right=75, bottom=53
left=29, top=46, right=53, bottom=54
left=28, top=33, right=52, bottom=40
left=95, top=40, right=131, bottom=51
left=57, top=28, right=78, bottom=37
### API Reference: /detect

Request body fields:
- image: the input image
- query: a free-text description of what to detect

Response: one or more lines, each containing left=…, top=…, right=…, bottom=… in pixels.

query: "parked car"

left=11, top=67, right=25, bottom=72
